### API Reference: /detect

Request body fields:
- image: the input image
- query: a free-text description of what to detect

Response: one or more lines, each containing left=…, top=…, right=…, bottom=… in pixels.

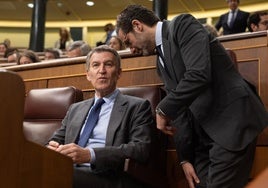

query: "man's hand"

left=156, top=114, right=176, bottom=135
left=48, top=142, right=91, bottom=164
left=47, top=140, right=60, bottom=151
left=181, top=162, right=200, bottom=188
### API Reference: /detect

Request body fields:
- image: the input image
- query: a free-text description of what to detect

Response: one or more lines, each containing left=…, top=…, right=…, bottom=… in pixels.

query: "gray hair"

left=85, top=45, right=121, bottom=71
left=68, top=40, right=92, bottom=56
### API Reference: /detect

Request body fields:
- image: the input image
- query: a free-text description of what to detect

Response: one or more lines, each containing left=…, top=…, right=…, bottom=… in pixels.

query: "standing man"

left=47, top=45, right=154, bottom=188
left=215, top=0, right=249, bottom=35
left=247, top=11, right=268, bottom=32
left=116, top=5, right=268, bottom=188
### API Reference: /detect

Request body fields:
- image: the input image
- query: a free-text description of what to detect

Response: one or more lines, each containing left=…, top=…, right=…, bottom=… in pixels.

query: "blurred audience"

left=44, top=48, right=61, bottom=60
left=96, top=23, right=116, bottom=46
left=215, top=0, right=249, bottom=35
left=66, top=40, right=91, bottom=58
left=203, top=24, right=219, bottom=37
left=247, top=11, right=268, bottom=32
left=108, top=36, right=126, bottom=51
left=18, top=50, right=40, bottom=65
left=3, top=38, right=11, bottom=48
left=5, top=48, right=19, bottom=63
left=0, top=42, right=8, bottom=56
left=54, top=27, right=73, bottom=50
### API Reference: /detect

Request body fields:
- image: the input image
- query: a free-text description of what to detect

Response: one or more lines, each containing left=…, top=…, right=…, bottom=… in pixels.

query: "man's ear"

left=86, top=72, right=91, bottom=82
left=131, top=19, right=143, bottom=32
left=117, top=68, right=122, bottom=80
left=250, top=23, right=257, bottom=31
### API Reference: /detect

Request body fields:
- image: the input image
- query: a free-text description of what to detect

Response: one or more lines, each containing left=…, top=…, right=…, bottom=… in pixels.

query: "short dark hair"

left=85, top=45, right=121, bottom=71
left=116, top=5, right=160, bottom=34
left=247, top=11, right=268, bottom=32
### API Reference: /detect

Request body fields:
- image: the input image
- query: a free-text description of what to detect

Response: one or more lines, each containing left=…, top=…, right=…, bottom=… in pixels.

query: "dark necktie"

left=155, top=45, right=171, bottom=78
left=229, top=10, right=236, bottom=28
left=155, top=45, right=165, bottom=64
left=78, top=98, right=105, bottom=147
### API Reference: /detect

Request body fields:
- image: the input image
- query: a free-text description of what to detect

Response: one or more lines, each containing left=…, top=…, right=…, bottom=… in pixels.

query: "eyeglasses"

left=259, top=20, right=268, bottom=26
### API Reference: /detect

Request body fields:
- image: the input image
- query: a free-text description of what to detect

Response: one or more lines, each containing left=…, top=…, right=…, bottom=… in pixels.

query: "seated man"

left=67, top=40, right=92, bottom=58
left=47, top=45, right=154, bottom=188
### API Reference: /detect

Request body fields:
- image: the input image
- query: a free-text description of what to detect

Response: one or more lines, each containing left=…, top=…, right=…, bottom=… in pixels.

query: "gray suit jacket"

left=50, top=91, right=154, bottom=173
left=156, top=14, right=268, bottom=157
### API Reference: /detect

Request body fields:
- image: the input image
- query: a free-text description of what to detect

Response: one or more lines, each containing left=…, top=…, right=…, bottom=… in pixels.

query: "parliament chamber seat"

left=23, top=86, right=83, bottom=145
left=119, top=86, right=169, bottom=188
left=0, top=70, right=73, bottom=188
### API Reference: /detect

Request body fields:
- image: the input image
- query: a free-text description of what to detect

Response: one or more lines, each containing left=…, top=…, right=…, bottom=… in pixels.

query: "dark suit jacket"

left=50, top=91, right=154, bottom=173
left=215, top=9, right=249, bottom=35
left=156, top=14, right=268, bottom=161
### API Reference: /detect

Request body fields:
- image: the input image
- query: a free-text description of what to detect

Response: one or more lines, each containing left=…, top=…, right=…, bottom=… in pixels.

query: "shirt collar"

left=229, top=8, right=238, bottom=13
left=155, top=21, right=163, bottom=47
left=94, top=89, right=119, bottom=105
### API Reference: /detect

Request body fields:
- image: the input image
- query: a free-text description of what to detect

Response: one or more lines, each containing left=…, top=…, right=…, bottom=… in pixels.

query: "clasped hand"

left=156, top=114, right=177, bottom=135
left=47, top=141, right=91, bottom=164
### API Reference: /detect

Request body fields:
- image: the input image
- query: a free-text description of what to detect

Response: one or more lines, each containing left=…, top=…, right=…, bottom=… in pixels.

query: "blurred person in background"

left=109, top=36, right=126, bottom=51
left=0, top=42, right=7, bottom=57
left=67, top=40, right=91, bottom=58
left=3, top=38, right=11, bottom=48
left=96, top=23, right=116, bottom=46
left=215, top=0, right=249, bottom=35
left=247, top=11, right=268, bottom=32
left=203, top=24, right=219, bottom=37
left=44, top=48, right=61, bottom=60
left=54, top=27, right=73, bottom=50
left=18, top=50, right=40, bottom=65
left=5, top=48, right=19, bottom=63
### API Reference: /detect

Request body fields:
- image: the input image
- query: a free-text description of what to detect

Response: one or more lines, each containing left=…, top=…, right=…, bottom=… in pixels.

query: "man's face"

left=44, top=52, right=55, bottom=60
left=257, top=14, right=268, bottom=31
left=86, top=51, right=121, bottom=97
left=118, top=26, right=155, bottom=56
left=67, top=48, right=81, bottom=58
left=228, top=0, right=239, bottom=10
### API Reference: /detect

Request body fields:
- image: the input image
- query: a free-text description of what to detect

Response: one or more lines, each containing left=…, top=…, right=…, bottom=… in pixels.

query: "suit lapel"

left=161, top=21, right=177, bottom=81
left=67, top=99, right=94, bottom=143
left=105, top=93, right=127, bottom=146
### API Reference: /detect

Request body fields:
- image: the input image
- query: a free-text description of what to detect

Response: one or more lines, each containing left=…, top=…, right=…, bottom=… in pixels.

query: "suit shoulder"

left=239, top=10, right=250, bottom=16
left=68, top=99, right=92, bottom=110
left=122, top=94, right=148, bottom=103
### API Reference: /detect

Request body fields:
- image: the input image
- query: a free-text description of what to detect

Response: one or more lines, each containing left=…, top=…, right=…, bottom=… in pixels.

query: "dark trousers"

left=73, top=166, right=148, bottom=188
left=193, top=120, right=256, bottom=188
